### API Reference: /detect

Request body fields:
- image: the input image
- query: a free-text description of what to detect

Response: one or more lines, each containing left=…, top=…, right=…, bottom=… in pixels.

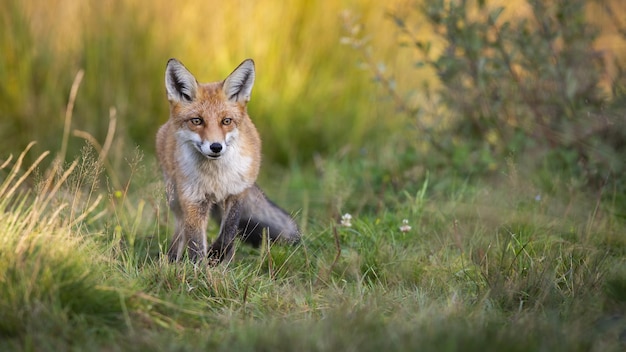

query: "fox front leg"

left=166, top=181, right=187, bottom=262
left=180, top=199, right=211, bottom=263
left=208, top=195, right=242, bottom=265
left=167, top=220, right=186, bottom=262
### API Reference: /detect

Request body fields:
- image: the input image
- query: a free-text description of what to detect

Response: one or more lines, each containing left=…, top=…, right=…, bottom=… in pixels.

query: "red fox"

left=156, top=58, right=300, bottom=264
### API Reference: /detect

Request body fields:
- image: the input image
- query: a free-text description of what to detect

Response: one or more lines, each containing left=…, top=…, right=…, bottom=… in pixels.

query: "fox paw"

left=207, top=245, right=233, bottom=266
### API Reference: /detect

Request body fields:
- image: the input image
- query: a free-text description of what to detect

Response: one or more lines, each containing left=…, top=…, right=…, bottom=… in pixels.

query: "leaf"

left=488, top=7, right=504, bottom=25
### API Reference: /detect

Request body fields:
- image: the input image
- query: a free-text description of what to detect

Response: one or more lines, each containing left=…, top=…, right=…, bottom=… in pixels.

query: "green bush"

left=346, top=0, right=626, bottom=189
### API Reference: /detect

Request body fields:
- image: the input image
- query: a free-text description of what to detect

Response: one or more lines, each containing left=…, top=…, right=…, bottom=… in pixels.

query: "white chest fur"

left=176, top=141, right=253, bottom=203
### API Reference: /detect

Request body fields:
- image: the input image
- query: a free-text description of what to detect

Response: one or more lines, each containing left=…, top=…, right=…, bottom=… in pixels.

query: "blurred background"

left=1, top=0, right=411, bottom=165
left=1, top=0, right=625, bottom=213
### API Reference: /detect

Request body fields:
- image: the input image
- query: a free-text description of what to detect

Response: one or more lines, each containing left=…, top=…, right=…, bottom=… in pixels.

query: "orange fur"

left=157, top=58, right=300, bottom=265
left=157, top=59, right=261, bottom=263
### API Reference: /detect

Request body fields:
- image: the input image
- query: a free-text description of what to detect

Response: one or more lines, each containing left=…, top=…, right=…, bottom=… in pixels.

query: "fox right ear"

left=165, top=59, right=198, bottom=103
left=223, top=59, right=255, bottom=104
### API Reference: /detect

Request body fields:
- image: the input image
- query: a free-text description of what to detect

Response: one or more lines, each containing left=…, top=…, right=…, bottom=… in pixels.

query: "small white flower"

left=399, top=219, right=411, bottom=233
left=340, top=213, right=353, bottom=227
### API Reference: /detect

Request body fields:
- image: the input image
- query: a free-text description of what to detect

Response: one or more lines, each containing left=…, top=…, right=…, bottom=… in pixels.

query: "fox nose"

left=209, top=143, right=223, bottom=153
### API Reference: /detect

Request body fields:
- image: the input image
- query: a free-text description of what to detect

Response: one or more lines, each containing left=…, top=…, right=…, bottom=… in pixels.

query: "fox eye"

left=189, top=117, right=203, bottom=126
left=222, top=117, right=232, bottom=125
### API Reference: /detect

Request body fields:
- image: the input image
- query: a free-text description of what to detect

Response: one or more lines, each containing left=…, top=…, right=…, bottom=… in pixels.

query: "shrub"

left=345, top=0, right=626, bottom=189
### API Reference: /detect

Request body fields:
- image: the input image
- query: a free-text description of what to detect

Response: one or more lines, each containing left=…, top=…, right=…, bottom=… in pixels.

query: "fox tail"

left=213, top=184, right=301, bottom=247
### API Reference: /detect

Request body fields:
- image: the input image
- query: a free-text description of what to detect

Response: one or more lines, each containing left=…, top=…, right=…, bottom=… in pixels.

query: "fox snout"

left=196, top=141, right=226, bottom=159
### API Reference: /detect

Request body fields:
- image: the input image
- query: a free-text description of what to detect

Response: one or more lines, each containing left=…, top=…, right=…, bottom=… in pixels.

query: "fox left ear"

left=165, top=59, right=198, bottom=103
left=223, top=59, right=255, bottom=104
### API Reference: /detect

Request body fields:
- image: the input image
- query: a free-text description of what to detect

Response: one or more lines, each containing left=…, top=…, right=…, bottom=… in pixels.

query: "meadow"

left=1, top=0, right=626, bottom=351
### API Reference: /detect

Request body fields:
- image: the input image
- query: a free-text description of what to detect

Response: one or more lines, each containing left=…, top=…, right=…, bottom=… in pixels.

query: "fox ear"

left=223, top=59, right=255, bottom=104
left=165, top=59, right=198, bottom=103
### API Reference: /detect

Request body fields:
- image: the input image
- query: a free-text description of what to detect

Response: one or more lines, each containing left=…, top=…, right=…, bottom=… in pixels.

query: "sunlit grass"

left=0, top=144, right=123, bottom=341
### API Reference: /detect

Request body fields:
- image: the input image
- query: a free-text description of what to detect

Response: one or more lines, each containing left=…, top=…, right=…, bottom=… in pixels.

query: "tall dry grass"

left=0, top=0, right=423, bottom=170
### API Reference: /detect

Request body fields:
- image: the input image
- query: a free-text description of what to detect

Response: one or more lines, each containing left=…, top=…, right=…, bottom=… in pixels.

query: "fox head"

left=165, top=58, right=256, bottom=159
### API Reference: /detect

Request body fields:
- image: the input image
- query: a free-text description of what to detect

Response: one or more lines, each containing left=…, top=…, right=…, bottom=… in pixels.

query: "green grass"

left=0, top=142, right=625, bottom=351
